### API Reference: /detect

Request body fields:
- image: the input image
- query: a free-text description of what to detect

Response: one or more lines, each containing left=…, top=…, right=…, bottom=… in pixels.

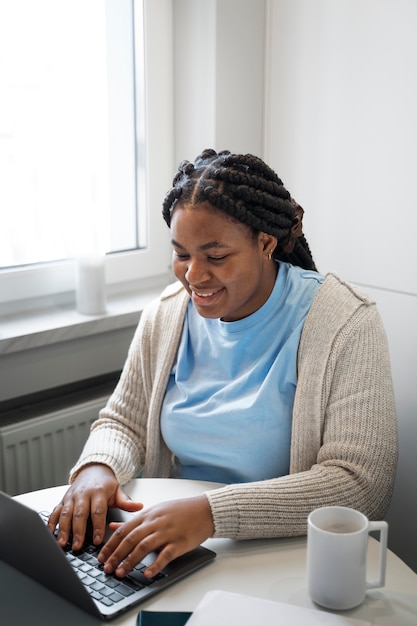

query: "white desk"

left=13, top=479, right=417, bottom=625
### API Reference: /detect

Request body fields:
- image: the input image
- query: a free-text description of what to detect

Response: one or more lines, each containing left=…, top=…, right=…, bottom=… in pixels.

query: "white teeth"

left=193, top=289, right=218, bottom=297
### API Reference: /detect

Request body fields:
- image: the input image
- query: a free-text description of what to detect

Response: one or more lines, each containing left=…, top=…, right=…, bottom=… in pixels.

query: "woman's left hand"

left=97, top=495, right=214, bottom=578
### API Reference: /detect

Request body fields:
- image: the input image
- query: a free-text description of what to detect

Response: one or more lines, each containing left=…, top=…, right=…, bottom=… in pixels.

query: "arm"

left=51, top=285, right=188, bottom=549
left=205, top=284, right=398, bottom=539
left=69, top=283, right=189, bottom=485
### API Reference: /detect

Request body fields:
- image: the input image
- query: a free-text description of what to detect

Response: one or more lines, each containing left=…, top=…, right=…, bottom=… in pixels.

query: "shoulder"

left=312, top=273, right=375, bottom=319
left=300, top=273, right=379, bottom=354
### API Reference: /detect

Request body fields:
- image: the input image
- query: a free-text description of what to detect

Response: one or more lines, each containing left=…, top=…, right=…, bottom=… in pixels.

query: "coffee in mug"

left=307, top=506, right=388, bottom=610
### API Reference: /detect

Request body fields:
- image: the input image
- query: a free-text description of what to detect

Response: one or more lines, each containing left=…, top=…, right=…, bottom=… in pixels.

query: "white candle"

left=75, top=256, right=107, bottom=315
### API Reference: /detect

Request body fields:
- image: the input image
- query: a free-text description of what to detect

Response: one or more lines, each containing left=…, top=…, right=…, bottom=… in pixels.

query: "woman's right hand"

left=47, top=464, right=143, bottom=551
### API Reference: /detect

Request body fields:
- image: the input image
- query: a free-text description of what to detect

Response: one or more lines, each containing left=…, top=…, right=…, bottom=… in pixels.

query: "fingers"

left=48, top=500, right=78, bottom=548
left=47, top=464, right=120, bottom=550
left=48, top=501, right=76, bottom=549
left=114, top=485, right=144, bottom=514
left=47, top=504, right=62, bottom=532
left=116, top=543, right=179, bottom=580
left=98, top=520, right=180, bottom=579
left=49, top=491, right=108, bottom=550
left=66, top=500, right=91, bottom=550
left=142, top=545, right=178, bottom=579
left=87, top=496, right=108, bottom=547
left=97, top=518, right=151, bottom=576
left=97, top=496, right=214, bottom=579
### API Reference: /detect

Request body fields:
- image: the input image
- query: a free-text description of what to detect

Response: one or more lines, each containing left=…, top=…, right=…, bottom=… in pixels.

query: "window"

left=0, top=0, right=173, bottom=306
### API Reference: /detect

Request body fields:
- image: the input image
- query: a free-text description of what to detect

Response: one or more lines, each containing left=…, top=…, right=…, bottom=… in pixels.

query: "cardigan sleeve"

left=205, top=276, right=398, bottom=539
left=69, top=283, right=189, bottom=484
left=69, top=310, right=152, bottom=485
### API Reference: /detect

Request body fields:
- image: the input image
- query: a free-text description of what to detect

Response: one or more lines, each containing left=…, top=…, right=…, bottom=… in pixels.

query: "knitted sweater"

left=71, top=273, right=398, bottom=539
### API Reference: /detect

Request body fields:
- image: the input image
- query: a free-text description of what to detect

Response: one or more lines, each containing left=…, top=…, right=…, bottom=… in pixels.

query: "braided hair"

left=162, top=148, right=317, bottom=271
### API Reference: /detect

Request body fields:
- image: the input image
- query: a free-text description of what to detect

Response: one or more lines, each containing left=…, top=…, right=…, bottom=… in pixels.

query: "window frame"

left=0, top=0, right=173, bottom=308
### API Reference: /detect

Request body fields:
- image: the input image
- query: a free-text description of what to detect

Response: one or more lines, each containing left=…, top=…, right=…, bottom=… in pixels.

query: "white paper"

left=186, top=590, right=371, bottom=626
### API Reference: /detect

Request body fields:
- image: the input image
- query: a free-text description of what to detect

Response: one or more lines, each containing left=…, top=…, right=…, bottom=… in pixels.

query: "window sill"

left=0, top=274, right=171, bottom=356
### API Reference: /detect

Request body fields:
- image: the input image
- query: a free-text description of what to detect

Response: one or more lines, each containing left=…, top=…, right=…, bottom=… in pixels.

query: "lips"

left=194, top=289, right=221, bottom=297
left=190, top=286, right=224, bottom=307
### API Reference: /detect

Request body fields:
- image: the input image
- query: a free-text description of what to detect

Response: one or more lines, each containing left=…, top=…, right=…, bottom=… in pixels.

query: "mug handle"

left=366, top=520, right=388, bottom=589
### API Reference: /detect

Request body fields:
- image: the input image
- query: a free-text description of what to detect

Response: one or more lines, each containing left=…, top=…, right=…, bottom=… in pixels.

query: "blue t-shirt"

left=160, top=262, right=323, bottom=484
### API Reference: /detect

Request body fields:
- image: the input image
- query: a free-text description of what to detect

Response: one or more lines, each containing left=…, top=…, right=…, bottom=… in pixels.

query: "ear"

left=258, top=232, right=278, bottom=258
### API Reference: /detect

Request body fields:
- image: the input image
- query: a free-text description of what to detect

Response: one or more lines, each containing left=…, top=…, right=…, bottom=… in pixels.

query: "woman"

left=49, top=149, right=397, bottom=580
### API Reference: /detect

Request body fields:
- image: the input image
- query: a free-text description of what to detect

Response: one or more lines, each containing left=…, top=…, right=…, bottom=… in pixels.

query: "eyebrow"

left=171, top=239, right=231, bottom=251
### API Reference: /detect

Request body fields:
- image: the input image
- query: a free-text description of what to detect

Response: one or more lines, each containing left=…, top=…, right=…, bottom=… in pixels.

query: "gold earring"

left=267, top=250, right=273, bottom=260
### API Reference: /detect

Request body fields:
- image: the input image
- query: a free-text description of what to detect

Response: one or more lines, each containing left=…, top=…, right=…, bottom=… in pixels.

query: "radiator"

left=0, top=396, right=108, bottom=496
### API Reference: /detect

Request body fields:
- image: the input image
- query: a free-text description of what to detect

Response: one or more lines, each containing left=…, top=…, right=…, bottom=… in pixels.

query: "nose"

left=184, top=257, right=212, bottom=284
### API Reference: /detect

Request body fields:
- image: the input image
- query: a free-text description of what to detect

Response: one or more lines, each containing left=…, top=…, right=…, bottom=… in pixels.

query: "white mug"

left=307, top=506, right=388, bottom=610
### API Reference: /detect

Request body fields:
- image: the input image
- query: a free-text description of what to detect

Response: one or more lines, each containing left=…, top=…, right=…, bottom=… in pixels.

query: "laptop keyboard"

left=39, top=512, right=166, bottom=607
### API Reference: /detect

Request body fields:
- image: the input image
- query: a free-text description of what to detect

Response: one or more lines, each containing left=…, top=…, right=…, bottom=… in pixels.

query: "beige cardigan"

left=71, top=274, right=398, bottom=539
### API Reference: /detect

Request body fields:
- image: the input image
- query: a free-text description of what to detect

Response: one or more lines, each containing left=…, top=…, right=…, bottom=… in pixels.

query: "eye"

left=173, top=251, right=189, bottom=260
left=208, top=255, right=227, bottom=263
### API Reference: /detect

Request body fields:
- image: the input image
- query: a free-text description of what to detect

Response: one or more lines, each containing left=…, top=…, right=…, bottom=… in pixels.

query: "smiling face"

left=170, top=202, right=278, bottom=322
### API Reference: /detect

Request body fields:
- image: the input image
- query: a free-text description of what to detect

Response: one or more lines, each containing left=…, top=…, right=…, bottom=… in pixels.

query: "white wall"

left=264, top=0, right=417, bottom=293
left=173, top=0, right=266, bottom=162
left=263, top=0, right=417, bottom=572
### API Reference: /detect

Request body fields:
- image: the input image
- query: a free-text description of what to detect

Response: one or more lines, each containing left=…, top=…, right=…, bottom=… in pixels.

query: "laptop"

left=0, top=490, right=216, bottom=621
